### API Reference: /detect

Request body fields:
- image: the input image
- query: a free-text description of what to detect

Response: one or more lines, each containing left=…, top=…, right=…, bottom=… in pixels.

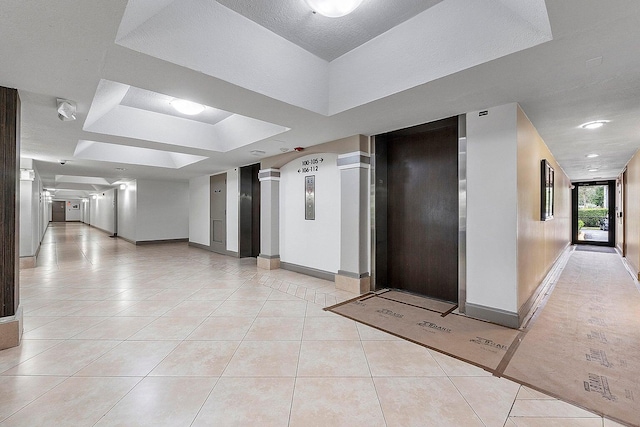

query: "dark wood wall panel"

left=380, top=117, right=459, bottom=302
left=1, top=86, right=19, bottom=318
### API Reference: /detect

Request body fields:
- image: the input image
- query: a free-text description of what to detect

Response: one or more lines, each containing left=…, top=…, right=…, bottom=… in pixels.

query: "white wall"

left=81, top=199, right=90, bottom=224
left=466, top=103, right=519, bottom=314
left=117, top=181, right=137, bottom=241
left=280, top=153, right=340, bottom=273
left=136, top=179, right=188, bottom=241
left=64, top=200, right=82, bottom=221
left=189, top=175, right=210, bottom=246
left=90, top=189, right=116, bottom=234
left=19, top=180, right=35, bottom=257
left=19, top=160, right=46, bottom=258
left=226, top=168, right=239, bottom=253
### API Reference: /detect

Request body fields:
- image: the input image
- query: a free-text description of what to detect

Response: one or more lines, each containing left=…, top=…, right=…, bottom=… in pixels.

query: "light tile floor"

left=0, top=223, right=627, bottom=426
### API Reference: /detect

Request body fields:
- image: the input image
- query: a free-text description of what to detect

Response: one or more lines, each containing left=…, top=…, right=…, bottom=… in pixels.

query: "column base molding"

left=257, top=255, right=280, bottom=270
left=335, top=273, right=370, bottom=294
left=0, top=305, right=23, bottom=350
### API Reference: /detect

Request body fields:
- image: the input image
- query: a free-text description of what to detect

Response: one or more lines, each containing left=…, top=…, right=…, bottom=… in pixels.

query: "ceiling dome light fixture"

left=580, top=120, right=609, bottom=130
left=170, top=99, right=206, bottom=116
left=304, top=0, right=364, bottom=17
left=585, top=153, right=599, bottom=158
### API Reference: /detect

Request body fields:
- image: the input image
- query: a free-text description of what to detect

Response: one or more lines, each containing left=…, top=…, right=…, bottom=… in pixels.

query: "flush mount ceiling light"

left=580, top=120, right=609, bottom=130
left=119, top=184, right=127, bottom=190
left=304, top=0, right=364, bottom=17
left=585, top=153, right=599, bottom=158
left=170, top=99, right=206, bottom=115
left=588, top=168, right=599, bottom=172
left=250, top=149, right=266, bottom=156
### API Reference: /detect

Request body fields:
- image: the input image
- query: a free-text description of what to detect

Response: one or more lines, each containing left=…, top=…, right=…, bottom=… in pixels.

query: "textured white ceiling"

left=215, top=0, right=443, bottom=61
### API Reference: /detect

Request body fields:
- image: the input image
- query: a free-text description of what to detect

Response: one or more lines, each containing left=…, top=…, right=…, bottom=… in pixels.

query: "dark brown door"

left=210, top=173, right=227, bottom=254
left=239, top=163, right=261, bottom=258
left=383, top=118, right=459, bottom=302
left=51, top=201, right=66, bottom=222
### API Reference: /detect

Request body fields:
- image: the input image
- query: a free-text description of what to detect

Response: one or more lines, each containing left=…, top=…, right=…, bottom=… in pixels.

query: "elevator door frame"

left=371, top=115, right=467, bottom=311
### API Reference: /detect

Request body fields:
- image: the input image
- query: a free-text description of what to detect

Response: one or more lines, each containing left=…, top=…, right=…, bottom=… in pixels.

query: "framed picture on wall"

left=541, top=159, right=554, bottom=221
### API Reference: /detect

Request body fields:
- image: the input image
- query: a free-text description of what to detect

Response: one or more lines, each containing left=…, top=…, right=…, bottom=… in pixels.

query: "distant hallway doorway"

left=51, top=201, right=66, bottom=222
left=572, top=180, right=615, bottom=247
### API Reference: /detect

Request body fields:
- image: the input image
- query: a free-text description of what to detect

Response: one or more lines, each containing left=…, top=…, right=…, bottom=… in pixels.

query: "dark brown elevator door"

left=387, top=122, right=458, bottom=302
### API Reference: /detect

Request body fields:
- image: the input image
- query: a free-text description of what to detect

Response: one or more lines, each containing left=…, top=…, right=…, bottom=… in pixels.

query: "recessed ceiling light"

left=170, top=99, right=206, bottom=115
left=588, top=168, right=599, bottom=172
left=250, top=150, right=266, bottom=156
left=280, top=147, right=289, bottom=153
left=580, top=120, right=609, bottom=130
left=115, top=167, right=127, bottom=171
left=304, top=0, right=363, bottom=17
left=585, top=153, right=599, bottom=158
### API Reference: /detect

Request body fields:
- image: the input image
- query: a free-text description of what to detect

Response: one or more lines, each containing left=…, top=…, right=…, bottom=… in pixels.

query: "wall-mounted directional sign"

left=298, top=157, right=324, bottom=174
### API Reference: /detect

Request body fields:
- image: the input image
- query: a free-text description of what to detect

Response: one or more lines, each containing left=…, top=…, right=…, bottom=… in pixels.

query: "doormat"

left=504, top=251, right=640, bottom=427
left=326, top=293, right=521, bottom=373
left=575, top=245, right=617, bottom=254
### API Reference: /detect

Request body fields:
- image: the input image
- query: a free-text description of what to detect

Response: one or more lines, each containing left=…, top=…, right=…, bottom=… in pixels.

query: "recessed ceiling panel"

left=55, top=175, right=114, bottom=186
left=116, top=0, right=552, bottom=116
left=120, top=86, right=233, bottom=126
left=84, top=79, right=290, bottom=152
left=73, top=140, right=208, bottom=169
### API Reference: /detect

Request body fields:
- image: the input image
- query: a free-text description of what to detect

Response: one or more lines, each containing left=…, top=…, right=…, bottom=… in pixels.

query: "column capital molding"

left=258, top=168, right=281, bottom=181
left=337, top=151, right=371, bottom=170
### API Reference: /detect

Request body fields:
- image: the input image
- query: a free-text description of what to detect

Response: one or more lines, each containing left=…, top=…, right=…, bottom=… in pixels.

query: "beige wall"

left=624, top=149, right=640, bottom=278
left=261, top=135, right=368, bottom=169
left=516, top=106, right=571, bottom=310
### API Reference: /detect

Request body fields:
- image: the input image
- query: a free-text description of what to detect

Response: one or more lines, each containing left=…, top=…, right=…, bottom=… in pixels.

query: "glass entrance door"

left=573, top=181, right=615, bottom=246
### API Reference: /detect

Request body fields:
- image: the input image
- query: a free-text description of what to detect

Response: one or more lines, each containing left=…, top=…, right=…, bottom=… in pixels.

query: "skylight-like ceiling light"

left=580, top=120, right=609, bottom=130
left=304, top=0, right=364, bottom=17
left=170, top=99, right=206, bottom=115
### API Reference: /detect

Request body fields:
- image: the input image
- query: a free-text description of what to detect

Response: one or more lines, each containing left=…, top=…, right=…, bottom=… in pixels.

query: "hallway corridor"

left=0, top=224, right=628, bottom=426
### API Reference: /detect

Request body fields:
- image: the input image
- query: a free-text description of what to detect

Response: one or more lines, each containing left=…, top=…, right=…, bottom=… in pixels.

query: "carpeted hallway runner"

left=504, top=251, right=640, bottom=427
left=327, top=250, right=640, bottom=426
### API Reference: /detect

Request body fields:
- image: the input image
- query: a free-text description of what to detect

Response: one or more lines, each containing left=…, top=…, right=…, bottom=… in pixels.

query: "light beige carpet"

left=504, top=251, right=640, bottom=427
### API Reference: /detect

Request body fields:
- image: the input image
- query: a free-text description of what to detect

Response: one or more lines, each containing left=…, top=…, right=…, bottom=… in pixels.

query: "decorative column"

left=257, top=168, right=281, bottom=270
left=336, top=152, right=371, bottom=293
left=0, top=86, right=21, bottom=350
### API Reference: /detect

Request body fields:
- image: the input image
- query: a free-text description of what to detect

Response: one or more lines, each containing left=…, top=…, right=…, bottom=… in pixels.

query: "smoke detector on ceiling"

left=56, top=98, right=76, bottom=121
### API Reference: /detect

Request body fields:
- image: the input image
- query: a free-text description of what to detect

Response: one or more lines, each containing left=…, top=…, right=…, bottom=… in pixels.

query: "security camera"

left=59, top=160, right=67, bottom=165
